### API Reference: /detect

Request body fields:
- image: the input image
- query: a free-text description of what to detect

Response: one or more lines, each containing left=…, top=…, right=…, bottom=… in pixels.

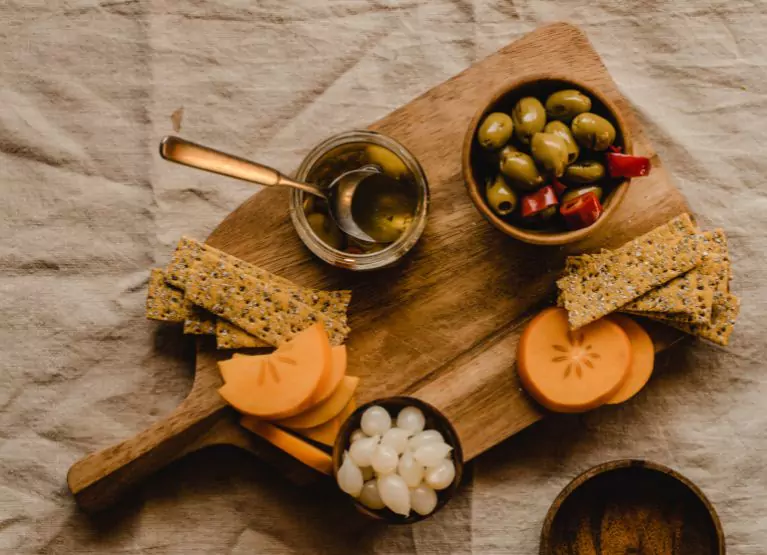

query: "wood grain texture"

left=67, top=340, right=318, bottom=511
left=67, top=23, right=689, bottom=510
left=539, top=460, right=725, bottom=554
left=204, top=22, right=688, bottom=461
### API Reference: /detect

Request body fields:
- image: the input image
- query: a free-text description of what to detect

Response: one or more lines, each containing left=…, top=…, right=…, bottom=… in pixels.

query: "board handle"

left=67, top=389, right=228, bottom=512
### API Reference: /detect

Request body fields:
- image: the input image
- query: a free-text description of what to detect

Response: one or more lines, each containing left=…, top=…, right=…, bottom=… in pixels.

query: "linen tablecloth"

left=2, top=1, right=766, bottom=553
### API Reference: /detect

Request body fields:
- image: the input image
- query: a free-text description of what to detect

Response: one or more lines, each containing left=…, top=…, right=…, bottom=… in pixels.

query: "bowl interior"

left=332, top=396, right=464, bottom=524
left=465, top=76, right=631, bottom=245
left=540, top=460, right=725, bottom=555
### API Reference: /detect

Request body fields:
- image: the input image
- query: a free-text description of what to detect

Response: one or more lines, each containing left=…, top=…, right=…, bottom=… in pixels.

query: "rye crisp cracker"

left=642, top=293, right=740, bottom=346
left=622, top=229, right=729, bottom=324
left=165, top=236, right=351, bottom=327
left=216, top=319, right=269, bottom=349
left=185, top=252, right=349, bottom=346
left=557, top=214, right=703, bottom=329
left=146, top=269, right=188, bottom=322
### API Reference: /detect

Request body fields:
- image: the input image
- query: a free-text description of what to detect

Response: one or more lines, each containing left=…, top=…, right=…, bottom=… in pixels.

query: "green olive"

left=485, top=174, right=518, bottom=217
left=499, top=149, right=543, bottom=191
left=544, top=121, right=579, bottom=164
left=365, top=145, right=408, bottom=179
left=561, top=185, right=604, bottom=204
left=545, top=89, right=592, bottom=121
left=477, top=112, right=514, bottom=150
left=564, top=160, right=606, bottom=184
left=530, top=132, right=569, bottom=177
left=511, top=97, right=546, bottom=145
left=307, top=212, right=344, bottom=250
left=571, top=112, right=616, bottom=151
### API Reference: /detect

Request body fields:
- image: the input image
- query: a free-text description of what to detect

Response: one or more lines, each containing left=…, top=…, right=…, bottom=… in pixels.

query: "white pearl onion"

left=396, top=406, right=425, bottom=433
left=397, top=450, right=424, bottom=488
left=410, top=484, right=438, bottom=516
left=337, top=452, right=364, bottom=497
left=377, top=474, right=410, bottom=516
left=361, top=406, right=392, bottom=436
left=359, top=480, right=386, bottom=510
left=349, top=435, right=379, bottom=468
left=408, top=429, right=444, bottom=451
left=413, top=442, right=453, bottom=468
left=424, top=459, right=455, bottom=490
left=380, top=427, right=412, bottom=455
left=371, top=444, right=399, bottom=475
left=350, top=429, right=367, bottom=443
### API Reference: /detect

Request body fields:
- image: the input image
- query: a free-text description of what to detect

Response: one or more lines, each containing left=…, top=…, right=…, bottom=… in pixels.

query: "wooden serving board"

left=68, top=22, right=688, bottom=511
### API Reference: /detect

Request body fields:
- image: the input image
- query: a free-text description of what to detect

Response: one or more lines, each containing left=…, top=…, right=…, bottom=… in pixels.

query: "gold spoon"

left=159, top=136, right=412, bottom=244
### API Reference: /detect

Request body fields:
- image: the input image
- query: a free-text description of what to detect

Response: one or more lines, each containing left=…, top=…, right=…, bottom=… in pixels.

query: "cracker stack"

left=145, top=237, right=351, bottom=348
left=557, top=214, right=739, bottom=346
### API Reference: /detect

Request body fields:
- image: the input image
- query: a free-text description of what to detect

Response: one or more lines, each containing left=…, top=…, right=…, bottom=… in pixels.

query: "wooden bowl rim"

left=539, top=459, right=726, bottom=554
left=332, top=395, right=465, bottom=525
left=462, top=73, right=633, bottom=246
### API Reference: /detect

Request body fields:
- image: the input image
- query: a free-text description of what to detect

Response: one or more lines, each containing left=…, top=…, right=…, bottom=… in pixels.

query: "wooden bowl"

left=540, top=459, right=725, bottom=554
left=332, top=396, right=464, bottom=524
left=462, top=74, right=632, bottom=246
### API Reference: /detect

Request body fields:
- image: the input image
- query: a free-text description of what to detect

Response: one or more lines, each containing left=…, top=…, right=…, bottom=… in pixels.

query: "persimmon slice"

left=275, top=375, right=359, bottom=429
left=312, top=345, right=347, bottom=404
left=517, top=307, right=631, bottom=413
left=218, top=354, right=268, bottom=384
left=605, top=315, right=655, bottom=404
left=239, top=417, right=333, bottom=475
left=295, top=397, right=357, bottom=447
left=218, top=324, right=331, bottom=419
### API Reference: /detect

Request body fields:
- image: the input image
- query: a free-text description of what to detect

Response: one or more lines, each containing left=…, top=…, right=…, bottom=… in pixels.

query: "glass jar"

left=290, top=130, right=429, bottom=271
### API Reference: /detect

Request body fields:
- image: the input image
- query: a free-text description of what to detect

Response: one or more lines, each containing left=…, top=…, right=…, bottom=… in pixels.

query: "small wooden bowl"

left=332, top=396, right=464, bottom=524
left=462, top=74, right=632, bottom=246
left=540, top=459, right=725, bottom=554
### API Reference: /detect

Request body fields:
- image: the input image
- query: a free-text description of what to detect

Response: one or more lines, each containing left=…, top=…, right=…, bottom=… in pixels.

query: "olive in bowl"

left=462, top=75, right=646, bottom=246
left=332, top=397, right=464, bottom=524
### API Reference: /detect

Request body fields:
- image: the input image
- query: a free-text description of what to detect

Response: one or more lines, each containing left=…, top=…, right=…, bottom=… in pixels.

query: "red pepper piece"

left=552, top=177, right=567, bottom=198
left=521, top=185, right=559, bottom=218
left=606, top=152, right=651, bottom=178
left=560, top=192, right=603, bottom=230
left=608, top=145, right=622, bottom=153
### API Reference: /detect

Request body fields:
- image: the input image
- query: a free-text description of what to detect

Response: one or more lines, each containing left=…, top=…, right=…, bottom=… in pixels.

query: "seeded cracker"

left=216, top=319, right=269, bottom=349
left=621, top=229, right=729, bottom=324
left=165, top=236, right=351, bottom=328
left=185, top=252, right=349, bottom=346
left=620, top=272, right=714, bottom=324
left=643, top=293, right=740, bottom=346
left=557, top=214, right=703, bottom=329
left=146, top=269, right=188, bottom=322
left=183, top=305, right=216, bottom=335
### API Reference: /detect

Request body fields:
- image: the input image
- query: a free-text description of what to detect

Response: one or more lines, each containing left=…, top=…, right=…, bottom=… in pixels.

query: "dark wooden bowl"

left=462, top=74, right=632, bottom=246
left=332, top=396, right=464, bottom=524
left=540, top=459, right=725, bottom=554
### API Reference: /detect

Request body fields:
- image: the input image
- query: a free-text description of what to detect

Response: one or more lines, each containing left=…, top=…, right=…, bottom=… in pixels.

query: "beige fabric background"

left=2, top=1, right=766, bottom=553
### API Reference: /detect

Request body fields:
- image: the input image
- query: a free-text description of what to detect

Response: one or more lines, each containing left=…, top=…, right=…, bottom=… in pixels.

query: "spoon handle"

left=159, top=136, right=325, bottom=198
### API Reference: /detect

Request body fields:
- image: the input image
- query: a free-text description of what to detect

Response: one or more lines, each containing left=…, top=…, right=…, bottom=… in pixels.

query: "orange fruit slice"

left=295, top=398, right=357, bottom=447
left=311, top=345, right=347, bottom=404
left=275, top=375, right=359, bottom=429
left=218, top=324, right=331, bottom=419
left=239, top=417, right=333, bottom=475
left=605, top=315, right=655, bottom=404
left=517, top=307, right=632, bottom=413
left=218, top=353, right=268, bottom=384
